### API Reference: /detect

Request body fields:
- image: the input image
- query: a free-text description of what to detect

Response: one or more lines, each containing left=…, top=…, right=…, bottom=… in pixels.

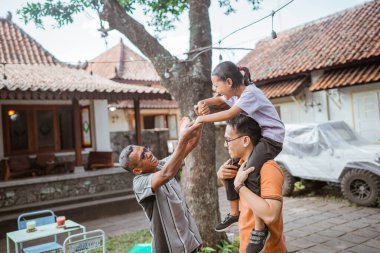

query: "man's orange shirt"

left=239, top=160, right=286, bottom=253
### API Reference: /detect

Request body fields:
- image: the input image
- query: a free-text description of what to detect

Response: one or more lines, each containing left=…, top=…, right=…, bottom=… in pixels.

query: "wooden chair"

left=35, top=153, right=72, bottom=175
left=86, top=151, right=114, bottom=170
left=0, top=156, right=36, bottom=181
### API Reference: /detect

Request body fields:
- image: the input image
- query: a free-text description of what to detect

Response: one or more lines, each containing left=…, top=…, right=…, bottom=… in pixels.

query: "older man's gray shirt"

left=133, top=157, right=202, bottom=253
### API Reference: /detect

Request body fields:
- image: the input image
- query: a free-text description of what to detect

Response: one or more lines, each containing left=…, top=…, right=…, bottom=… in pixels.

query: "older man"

left=119, top=118, right=203, bottom=253
left=217, top=115, right=286, bottom=253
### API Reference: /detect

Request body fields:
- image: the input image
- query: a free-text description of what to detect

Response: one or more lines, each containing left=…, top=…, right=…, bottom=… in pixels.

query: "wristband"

left=234, top=183, right=245, bottom=193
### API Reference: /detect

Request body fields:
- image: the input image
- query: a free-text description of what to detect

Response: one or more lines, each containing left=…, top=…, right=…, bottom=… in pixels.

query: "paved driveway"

left=2, top=188, right=379, bottom=252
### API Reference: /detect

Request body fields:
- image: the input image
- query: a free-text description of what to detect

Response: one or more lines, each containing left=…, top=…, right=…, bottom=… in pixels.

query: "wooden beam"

left=72, top=98, right=82, bottom=166
left=133, top=98, right=142, bottom=145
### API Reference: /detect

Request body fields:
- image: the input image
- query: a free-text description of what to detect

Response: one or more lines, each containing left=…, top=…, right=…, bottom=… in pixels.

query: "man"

left=217, top=115, right=286, bottom=253
left=119, top=117, right=203, bottom=253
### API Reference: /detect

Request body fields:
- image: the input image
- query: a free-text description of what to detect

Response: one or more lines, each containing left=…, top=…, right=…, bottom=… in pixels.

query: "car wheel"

left=281, top=166, right=295, bottom=196
left=341, top=169, right=380, bottom=206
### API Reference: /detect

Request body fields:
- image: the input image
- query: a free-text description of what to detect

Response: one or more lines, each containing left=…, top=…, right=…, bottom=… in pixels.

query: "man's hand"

left=179, top=118, right=202, bottom=143
left=217, top=159, right=239, bottom=180
left=234, top=162, right=255, bottom=187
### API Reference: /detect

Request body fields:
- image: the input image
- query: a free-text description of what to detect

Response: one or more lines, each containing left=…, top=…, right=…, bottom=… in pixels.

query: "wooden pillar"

left=133, top=98, right=142, bottom=145
left=72, top=98, right=82, bottom=166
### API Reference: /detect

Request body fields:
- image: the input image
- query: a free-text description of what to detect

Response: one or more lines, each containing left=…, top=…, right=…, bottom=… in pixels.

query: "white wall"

left=273, top=81, right=380, bottom=143
left=93, top=100, right=111, bottom=151
left=108, top=109, right=130, bottom=132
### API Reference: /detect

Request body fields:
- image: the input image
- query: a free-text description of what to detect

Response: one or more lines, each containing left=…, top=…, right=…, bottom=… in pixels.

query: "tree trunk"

left=102, top=0, right=222, bottom=247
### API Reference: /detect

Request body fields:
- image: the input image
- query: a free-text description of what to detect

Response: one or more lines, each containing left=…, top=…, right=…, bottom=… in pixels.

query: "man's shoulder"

left=261, top=160, right=284, bottom=177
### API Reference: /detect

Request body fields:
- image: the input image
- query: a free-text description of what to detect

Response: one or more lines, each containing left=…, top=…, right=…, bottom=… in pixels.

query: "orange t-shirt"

left=238, top=160, right=286, bottom=253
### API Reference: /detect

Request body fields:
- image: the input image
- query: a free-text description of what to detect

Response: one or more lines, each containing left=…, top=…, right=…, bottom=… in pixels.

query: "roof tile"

left=259, top=77, right=307, bottom=98
left=239, top=1, right=380, bottom=82
left=87, top=41, right=160, bottom=82
left=0, top=18, right=58, bottom=65
left=310, top=62, right=380, bottom=91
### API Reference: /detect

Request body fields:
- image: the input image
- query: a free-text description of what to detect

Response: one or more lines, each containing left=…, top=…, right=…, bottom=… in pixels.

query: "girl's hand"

left=197, top=101, right=210, bottom=115
left=234, top=162, right=255, bottom=187
left=217, top=159, right=239, bottom=180
left=194, top=116, right=204, bottom=125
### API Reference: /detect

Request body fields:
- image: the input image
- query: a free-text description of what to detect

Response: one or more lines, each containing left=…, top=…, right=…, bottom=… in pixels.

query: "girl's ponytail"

left=239, top=66, right=252, bottom=86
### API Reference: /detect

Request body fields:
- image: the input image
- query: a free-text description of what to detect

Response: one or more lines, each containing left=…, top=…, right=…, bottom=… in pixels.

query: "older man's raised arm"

left=151, top=119, right=203, bottom=191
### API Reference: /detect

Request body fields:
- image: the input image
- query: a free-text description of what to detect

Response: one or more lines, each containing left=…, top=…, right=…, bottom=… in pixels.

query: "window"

left=9, top=110, right=29, bottom=152
left=2, top=105, right=75, bottom=155
left=142, top=114, right=178, bottom=139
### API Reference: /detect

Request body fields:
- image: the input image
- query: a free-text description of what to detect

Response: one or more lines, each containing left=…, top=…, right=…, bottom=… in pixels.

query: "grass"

left=88, top=229, right=240, bottom=253
left=92, top=229, right=152, bottom=253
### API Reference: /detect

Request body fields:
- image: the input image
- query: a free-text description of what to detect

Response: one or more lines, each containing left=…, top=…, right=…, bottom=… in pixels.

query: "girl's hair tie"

left=238, top=66, right=244, bottom=71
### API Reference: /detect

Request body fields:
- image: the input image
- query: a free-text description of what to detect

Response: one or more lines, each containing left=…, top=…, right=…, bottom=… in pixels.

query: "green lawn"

left=93, top=229, right=152, bottom=253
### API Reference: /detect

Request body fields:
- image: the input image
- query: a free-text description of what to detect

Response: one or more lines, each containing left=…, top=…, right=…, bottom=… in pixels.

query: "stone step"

left=0, top=189, right=140, bottom=239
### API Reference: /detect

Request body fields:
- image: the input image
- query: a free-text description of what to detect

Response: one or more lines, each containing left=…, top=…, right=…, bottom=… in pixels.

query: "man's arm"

left=234, top=165, right=282, bottom=225
left=151, top=122, right=202, bottom=191
left=238, top=187, right=282, bottom=225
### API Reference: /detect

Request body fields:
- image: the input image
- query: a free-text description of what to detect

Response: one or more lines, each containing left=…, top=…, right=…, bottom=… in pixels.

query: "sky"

left=0, top=0, right=371, bottom=67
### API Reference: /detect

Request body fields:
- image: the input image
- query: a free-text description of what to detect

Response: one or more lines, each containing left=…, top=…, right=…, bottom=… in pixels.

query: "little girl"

left=195, top=61, right=284, bottom=253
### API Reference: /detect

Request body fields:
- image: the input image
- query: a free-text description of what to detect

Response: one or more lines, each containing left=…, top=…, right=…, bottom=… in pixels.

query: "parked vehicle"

left=276, top=121, right=380, bottom=206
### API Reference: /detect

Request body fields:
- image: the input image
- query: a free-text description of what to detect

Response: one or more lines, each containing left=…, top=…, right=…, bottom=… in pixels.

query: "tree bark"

left=102, top=0, right=222, bottom=247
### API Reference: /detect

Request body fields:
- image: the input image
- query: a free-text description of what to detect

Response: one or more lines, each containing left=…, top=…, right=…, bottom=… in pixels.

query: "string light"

left=218, top=41, right=223, bottom=62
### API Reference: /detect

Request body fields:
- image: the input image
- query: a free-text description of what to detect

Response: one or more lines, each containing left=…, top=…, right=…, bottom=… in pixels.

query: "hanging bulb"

left=164, top=68, right=170, bottom=78
left=271, top=30, right=277, bottom=39
left=271, top=10, right=277, bottom=40
left=219, top=53, right=223, bottom=62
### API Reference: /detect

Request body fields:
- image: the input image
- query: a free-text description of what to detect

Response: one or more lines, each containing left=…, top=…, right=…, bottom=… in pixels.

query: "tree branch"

left=101, top=0, right=176, bottom=79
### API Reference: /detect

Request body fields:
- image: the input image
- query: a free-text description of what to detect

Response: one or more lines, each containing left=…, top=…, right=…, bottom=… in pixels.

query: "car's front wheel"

left=341, top=169, right=380, bottom=206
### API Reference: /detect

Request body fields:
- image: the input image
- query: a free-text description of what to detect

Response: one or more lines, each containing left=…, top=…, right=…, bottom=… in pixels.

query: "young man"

left=217, top=115, right=286, bottom=253
left=119, top=118, right=203, bottom=253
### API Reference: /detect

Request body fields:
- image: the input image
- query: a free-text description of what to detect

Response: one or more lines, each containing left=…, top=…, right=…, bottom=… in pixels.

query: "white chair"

left=63, top=229, right=106, bottom=253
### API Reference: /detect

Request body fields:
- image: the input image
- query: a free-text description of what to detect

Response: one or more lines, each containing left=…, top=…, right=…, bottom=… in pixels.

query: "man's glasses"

left=224, top=136, right=244, bottom=146
left=140, top=146, right=151, bottom=159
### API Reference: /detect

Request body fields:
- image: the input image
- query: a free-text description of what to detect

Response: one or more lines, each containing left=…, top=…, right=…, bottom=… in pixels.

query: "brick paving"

left=1, top=187, right=380, bottom=252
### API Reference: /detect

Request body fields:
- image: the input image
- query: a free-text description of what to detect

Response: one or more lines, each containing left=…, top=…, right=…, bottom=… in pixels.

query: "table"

left=6, top=220, right=86, bottom=253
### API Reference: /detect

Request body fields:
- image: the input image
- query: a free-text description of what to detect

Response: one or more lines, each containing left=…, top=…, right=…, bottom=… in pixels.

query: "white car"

left=276, top=121, right=380, bottom=206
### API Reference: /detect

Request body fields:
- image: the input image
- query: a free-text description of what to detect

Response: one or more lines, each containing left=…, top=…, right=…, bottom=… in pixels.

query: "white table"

left=6, top=220, right=86, bottom=253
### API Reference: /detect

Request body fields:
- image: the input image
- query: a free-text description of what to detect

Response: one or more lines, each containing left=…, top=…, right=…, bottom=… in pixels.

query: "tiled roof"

left=0, top=18, right=59, bottom=65
left=0, top=64, right=171, bottom=100
left=310, top=62, right=380, bottom=91
left=0, top=18, right=170, bottom=100
left=239, top=1, right=380, bottom=82
left=259, top=77, right=307, bottom=99
left=87, top=40, right=160, bottom=82
left=116, top=99, right=178, bottom=109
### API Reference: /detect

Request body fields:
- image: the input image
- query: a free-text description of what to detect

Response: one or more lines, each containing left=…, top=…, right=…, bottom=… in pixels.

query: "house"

left=0, top=17, right=172, bottom=169
left=239, top=0, right=380, bottom=142
left=86, top=40, right=180, bottom=140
